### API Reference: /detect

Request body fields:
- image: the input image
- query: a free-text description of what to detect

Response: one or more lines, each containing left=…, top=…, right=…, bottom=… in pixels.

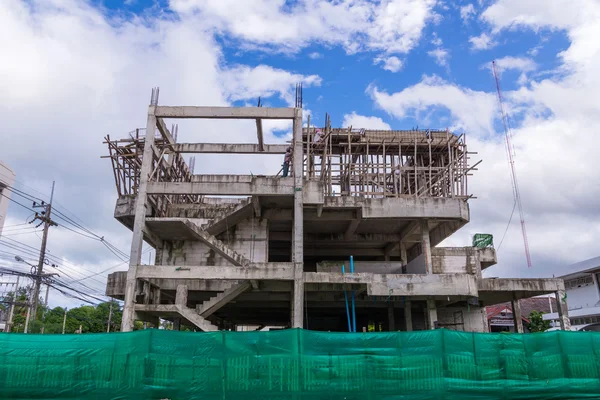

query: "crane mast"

left=492, top=60, right=533, bottom=268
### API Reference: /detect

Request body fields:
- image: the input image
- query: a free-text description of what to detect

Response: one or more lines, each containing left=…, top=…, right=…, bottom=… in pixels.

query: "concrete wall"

left=406, top=248, right=480, bottom=275
left=406, top=254, right=425, bottom=274
left=567, top=283, right=599, bottom=310
left=160, top=217, right=268, bottom=266
left=437, top=306, right=486, bottom=332
left=0, top=161, right=15, bottom=236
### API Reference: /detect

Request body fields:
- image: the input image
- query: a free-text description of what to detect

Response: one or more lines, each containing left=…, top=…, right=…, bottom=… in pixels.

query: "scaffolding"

left=303, top=122, right=476, bottom=199
left=103, top=126, right=201, bottom=217
left=104, top=116, right=477, bottom=219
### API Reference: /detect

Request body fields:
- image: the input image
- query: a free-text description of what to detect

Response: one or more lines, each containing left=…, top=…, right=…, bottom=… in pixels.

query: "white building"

left=544, top=256, right=600, bottom=329
left=0, top=161, right=16, bottom=236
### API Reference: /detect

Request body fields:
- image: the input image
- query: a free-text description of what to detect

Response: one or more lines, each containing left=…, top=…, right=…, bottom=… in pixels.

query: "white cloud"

left=493, top=56, right=537, bottom=74
left=460, top=4, right=476, bottom=23
left=342, top=112, right=391, bottom=130
left=368, top=75, right=497, bottom=134
left=374, top=55, right=404, bottom=72
left=308, top=52, right=322, bottom=59
left=468, top=32, right=496, bottom=50
left=427, top=48, right=450, bottom=67
left=431, top=34, right=442, bottom=46
left=171, top=0, right=438, bottom=54
left=221, top=65, right=321, bottom=105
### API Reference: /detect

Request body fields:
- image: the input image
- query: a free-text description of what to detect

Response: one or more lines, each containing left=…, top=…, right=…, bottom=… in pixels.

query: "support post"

left=400, top=242, right=407, bottom=273
left=176, top=284, right=188, bottom=306
left=556, top=290, right=571, bottom=331
left=426, top=299, right=437, bottom=330
left=107, top=302, right=113, bottom=333
left=6, top=276, right=19, bottom=333
left=388, top=301, right=395, bottom=331
left=511, top=297, right=524, bottom=333
left=421, top=220, right=432, bottom=274
left=62, top=308, right=67, bottom=334
left=404, top=300, right=413, bottom=331
left=291, top=109, right=304, bottom=328
left=122, top=106, right=157, bottom=332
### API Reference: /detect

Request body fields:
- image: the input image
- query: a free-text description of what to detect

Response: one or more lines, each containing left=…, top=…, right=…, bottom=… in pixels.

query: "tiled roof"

left=486, top=297, right=556, bottom=322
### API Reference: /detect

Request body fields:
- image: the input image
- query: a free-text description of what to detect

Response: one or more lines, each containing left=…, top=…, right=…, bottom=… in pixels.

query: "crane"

left=492, top=60, right=533, bottom=268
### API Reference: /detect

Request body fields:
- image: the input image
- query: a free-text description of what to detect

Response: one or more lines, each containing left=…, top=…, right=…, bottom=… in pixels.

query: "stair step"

left=197, top=281, right=252, bottom=317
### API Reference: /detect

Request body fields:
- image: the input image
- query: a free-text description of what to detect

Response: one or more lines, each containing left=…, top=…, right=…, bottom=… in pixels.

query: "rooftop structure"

left=104, top=91, right=570, bottom=333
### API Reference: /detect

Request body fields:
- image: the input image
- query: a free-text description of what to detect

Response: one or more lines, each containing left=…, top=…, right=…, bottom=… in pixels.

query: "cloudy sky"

left=1, top=0, right=599, bottom=307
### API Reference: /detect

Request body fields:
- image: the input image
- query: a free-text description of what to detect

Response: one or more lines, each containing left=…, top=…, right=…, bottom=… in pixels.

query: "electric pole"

left=107, top=302, right=113, bottom=333
left=31, top=181, right=57, bottom=319
left=5, top=276, right=20, bottom=333
left=62, top=308, right=67, bottom=334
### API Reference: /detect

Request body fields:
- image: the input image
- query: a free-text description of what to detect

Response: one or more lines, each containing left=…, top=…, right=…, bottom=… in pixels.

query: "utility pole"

left=24, top=300, right=31, bottom=333
left=31, top=181, right=56, bottom=319
left=107, top=302, right=113, bottom=333
left=5, top=276, right=20, bottom=333
left=44, top=284, right=50, bottom=307
left=62, top=308, right=67, bottom=334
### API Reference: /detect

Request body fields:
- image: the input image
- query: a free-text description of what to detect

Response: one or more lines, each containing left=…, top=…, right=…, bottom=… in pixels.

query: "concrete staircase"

left=176, top=304, right=219, bottom=332
left=203, top=199, right=254, bottom=236
left=197, top=281, right=252, bottom=317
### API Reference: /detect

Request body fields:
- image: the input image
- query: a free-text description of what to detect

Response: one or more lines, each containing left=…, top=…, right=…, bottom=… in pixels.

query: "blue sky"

left=1, top=0, right=599, bottom=307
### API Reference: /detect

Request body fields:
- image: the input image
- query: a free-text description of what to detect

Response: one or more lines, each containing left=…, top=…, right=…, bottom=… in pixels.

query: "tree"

left=527, top=310, right=551, bottom=333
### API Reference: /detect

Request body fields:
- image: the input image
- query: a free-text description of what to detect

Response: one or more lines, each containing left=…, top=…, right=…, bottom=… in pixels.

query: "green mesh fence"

left=1, top=329, right=600, bottom=399
left=473, top=233, right=494, bottom=248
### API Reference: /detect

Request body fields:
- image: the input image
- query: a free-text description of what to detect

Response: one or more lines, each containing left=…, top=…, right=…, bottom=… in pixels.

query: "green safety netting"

left=1, top=329, right=600, bottom=399
left=473, top=233, right=494, bottom=248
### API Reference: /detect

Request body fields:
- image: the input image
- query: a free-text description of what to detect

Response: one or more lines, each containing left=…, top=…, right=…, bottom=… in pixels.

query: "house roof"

left=486, top=297, right=556, bottom=324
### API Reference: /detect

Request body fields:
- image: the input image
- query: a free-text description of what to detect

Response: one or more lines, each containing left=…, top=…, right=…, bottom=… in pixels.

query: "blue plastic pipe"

left=342, top=265, right=352, bottom=332
left=350, top=256, right=357, bottom=332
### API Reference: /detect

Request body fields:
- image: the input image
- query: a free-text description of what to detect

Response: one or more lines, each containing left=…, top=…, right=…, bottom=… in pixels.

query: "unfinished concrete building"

left=104, top=92, right=571, bottom=333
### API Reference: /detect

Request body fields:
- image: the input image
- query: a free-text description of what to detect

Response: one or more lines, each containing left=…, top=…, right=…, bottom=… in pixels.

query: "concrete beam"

left=172, top=143, right=288, bottom=154
left=383, top=221, right=419, bottom=256
left=154, top=106, right=296, bottom=120
left=136, top=263, right=295, bottom=280
left=147, top=177, right=295, bottom=196
left=478, top=278, right=565, bottom=293
left=269, top=232, right=402, bottom=243
left=367, top=273, right=478, bottom=297
left=156, top=117, right=176, bottom=146
left=344, top=219, right=361, bottom=240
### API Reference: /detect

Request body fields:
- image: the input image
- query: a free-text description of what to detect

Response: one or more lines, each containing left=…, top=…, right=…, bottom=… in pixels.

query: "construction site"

left=102, top=90, right=571, bottom=334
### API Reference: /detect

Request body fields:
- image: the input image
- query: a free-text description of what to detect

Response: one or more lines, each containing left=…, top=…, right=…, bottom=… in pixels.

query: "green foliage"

left=527, top=310, right=551, bottom=333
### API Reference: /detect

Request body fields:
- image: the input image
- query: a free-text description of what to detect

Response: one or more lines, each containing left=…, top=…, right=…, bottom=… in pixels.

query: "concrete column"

left=122, top=108, right=157, bottom=332
left=511, top=297, right=524, bottom=333
left=404, top=300, right=413, bottom=331
left=388, top=302, right=395, bottom=331
left=426, top=299, right=437, bottom=330
left=176, top=284, right=188, bottom=306
left=291, top=109, right=304, bottom=328
left=481, top=307, right=490, bottom=333
left=556, top=290, right=571, bottom=331
left=421, top=220, right=432, bottom=274
left=173, top=318, right=181, bottom=331
left=400, top=242, right=407, bottom=274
